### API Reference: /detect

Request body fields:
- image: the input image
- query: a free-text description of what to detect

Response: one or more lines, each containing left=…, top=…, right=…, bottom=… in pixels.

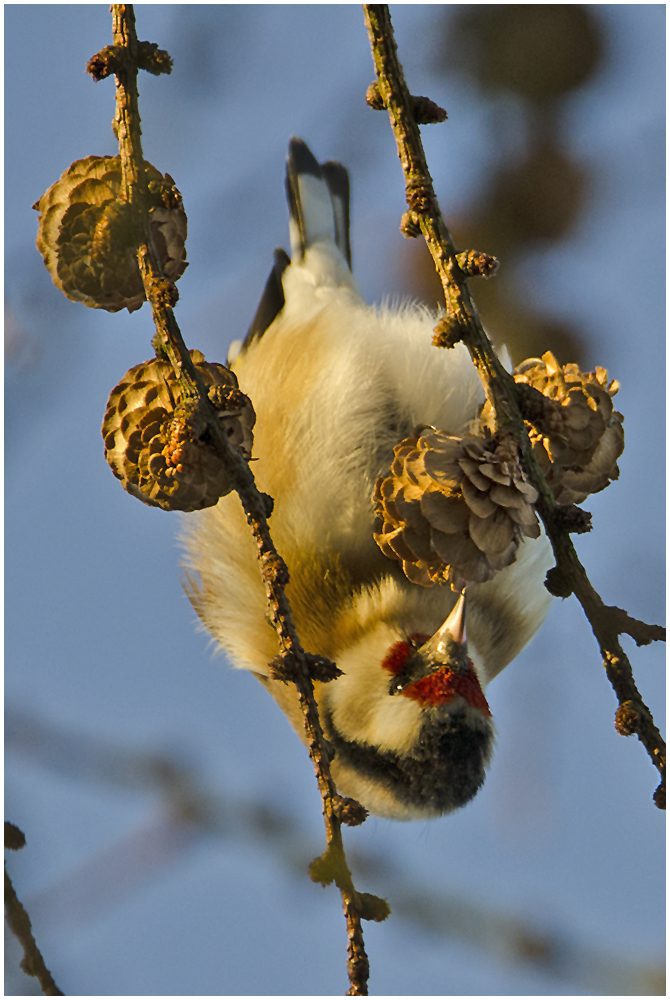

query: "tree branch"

left=87, top=6, right=384, bottom=992
left=362, top=3, right=665, bottom=806
left=5, top=824, right=64, bottom=996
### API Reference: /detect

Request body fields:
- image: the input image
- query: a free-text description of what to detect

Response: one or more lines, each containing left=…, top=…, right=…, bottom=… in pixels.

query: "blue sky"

left=5, top=6, right=665, bottom=996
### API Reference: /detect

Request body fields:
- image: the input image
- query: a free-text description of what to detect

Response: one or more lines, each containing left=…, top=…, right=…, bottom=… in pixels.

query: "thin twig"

left=5, top=823, right=64, bottom=996
left=610, top=609, right=666, bottom=647
left=362, top=3, right=665, bottom=805
left=90, top=6, right=383, bottom=993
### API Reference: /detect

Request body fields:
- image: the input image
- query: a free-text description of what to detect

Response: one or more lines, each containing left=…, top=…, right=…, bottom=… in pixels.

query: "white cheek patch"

left=367, top=694, right=424, bottom=756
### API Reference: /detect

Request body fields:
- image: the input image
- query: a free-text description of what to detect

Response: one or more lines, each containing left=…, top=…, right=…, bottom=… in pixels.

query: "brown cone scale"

left=33, top=155, right=188, bottom=313
left=102, top=351, right=255, bottom=511
left=514, top=351, right=624, bottom=504
left=373, top=428, right=540, bottom=589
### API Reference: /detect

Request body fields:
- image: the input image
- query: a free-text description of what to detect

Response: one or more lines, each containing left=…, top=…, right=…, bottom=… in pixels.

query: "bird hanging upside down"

left=182, top=138, right=554, bottom=820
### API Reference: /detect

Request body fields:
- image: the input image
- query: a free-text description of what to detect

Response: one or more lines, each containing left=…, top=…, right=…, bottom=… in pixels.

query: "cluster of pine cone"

left=512, top=351, right=624, bottom=504
left=33, top=154, right=187, bottom=313
left=35, top=156, right=256, bottom=513
left=374, top=428, right=540, bottom=589
left=374, top=352, right=624, bottom=588
left=102, top=352, right=255, bottom=511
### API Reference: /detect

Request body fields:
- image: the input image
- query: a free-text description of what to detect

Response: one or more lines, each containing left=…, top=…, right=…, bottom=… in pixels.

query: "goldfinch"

left=182, top=139, right=553, bottom=820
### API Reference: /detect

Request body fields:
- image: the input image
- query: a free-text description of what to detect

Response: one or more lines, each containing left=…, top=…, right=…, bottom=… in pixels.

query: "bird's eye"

left=390, top=676, right=411, bottom=696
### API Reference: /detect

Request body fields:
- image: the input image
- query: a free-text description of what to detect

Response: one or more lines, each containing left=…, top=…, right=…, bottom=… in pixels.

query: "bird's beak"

left=416, top=591, right=469, bottom=674
left=391, top=592, right=471, bottom=695
left=390, top=589, right=490, bottom=714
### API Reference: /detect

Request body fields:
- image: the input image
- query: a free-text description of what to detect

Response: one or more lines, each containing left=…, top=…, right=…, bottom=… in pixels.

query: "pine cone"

left=102, top=351, right=255, bottom=511
left=33, top=155, right=187, bottom=313
left=514, top=351, right=624, bottom=504
left=373, top=428, right=540, bottom=589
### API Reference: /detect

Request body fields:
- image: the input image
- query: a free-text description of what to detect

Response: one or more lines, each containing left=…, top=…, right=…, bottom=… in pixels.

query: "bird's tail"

left=285, top=137, right=351, bottom=267
left=236, top=139, right=351, bottom=359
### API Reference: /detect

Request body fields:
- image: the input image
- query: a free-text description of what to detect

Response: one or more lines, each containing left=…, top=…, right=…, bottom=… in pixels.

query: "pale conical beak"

left=417, top=591, right=469, bottom=673
left=390, top=590, right=490, bottom=714
left=389, top=592, right=472, bottom=695
left=420, top=591, right=466, bottom=656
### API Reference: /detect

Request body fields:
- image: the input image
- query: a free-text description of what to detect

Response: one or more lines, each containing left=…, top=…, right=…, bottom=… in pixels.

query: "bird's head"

left=320, top=590, right=495, bottom=820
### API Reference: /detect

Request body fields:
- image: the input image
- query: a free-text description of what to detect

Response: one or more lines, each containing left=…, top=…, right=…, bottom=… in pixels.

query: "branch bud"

left=432, top=315, right=462, bottom=349
left=456, top=249, right=499, bottom=278
left=261, top=552, right=289, bottom=586
left=653, top=781, right=665, bottom=811
left=268, top=654, right=300, bottom=684
left=365, top=82, right=385, bottom=110
left=514, top=382, right=564, bottom=438
left=136, top=41, right=173, bottom=76
left=259, top=492, right=274, bottom=518
left=306, top=654, right=343, bottom=683
left=554, top=504, right=592, bottom=534
left=336, top=796, right=368, bottom=827
left=87, top=45, right=125, bottom=81
left=405, top=178, right=434, bottom=215
left=399, top=211, right=421, bottom=238
left=152, top=277, right=179, bottom=310
left=4, top=822, right=26, bottom=851
left=545, top=566, right=573, bottom=598
left=357, top=892, right=391, bottom=923
left=411, top=95, right=448, bottom=124
left=615, top=701, right=639, bottom=736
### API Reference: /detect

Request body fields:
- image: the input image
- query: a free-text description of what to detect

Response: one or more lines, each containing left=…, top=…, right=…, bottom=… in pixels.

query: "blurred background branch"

left=5, top=710, right=665, bottom=996
left=395, top=4, right=602, bottom=365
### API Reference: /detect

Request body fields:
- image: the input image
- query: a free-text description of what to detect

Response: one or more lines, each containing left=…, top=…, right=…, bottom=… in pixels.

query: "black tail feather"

left=322, top=160, right=351, bottom=268
left=238, top=139, right=351, bottom=356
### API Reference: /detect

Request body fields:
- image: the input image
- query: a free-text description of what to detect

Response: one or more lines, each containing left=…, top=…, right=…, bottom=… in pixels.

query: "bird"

left=182, top=138, right=554, bottom=821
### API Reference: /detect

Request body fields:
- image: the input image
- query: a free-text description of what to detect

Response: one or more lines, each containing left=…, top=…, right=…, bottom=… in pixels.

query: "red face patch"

left=381, top=635, right=430, bottom=675
left=404, top=666, right=491, bottom=715
left=381, top=635, right=490, bottom=715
